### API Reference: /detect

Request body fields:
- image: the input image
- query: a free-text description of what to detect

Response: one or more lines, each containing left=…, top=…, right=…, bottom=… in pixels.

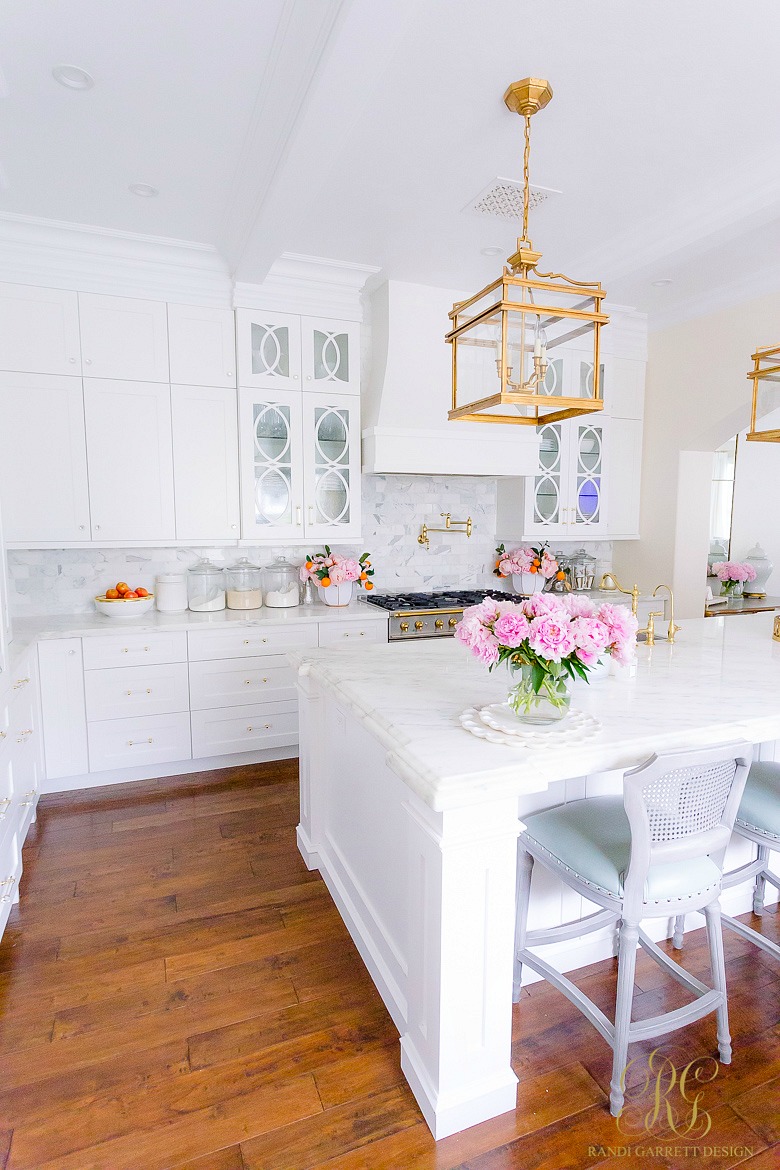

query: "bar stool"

left=514, top=742, right=751, bottom=1116
left=673, top=759, right=780, bottom=961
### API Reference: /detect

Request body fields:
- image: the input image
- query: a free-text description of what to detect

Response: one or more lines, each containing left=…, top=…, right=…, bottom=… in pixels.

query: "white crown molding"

left=234, top=252, right=380, bottom=321
left=601, top=303, right=648, bottom=361
left=0, top=212, right=233, bottom=305
left=649, top=263, right=780, bottom=333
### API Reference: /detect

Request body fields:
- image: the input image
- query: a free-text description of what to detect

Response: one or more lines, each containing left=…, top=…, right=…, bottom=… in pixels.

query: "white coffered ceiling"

left=1, top=0, right=778, bottom=325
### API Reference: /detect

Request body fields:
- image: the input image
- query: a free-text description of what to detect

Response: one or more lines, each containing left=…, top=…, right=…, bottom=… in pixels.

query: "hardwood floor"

left=1, top=761, right=779, bottom=1169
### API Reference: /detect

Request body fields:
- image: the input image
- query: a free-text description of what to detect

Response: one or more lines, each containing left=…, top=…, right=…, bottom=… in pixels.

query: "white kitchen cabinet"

left=301, top=317, right=359, bottom=395
left=236, top=309, right=301, bottom=391
left=606, top=416, right=643, bottom=538
left=37, top=639, right=89, bottom=780
left=187, top=624, right=317, bottom=662
left=82, top=631, right=187, bottom=670
left=78, top=293, right=169, bottom=382
left=191, top=702, right=298, bottom=758
left=0, top=373, right=91, bottom=543
left=0, top=501, right=8, bottom=681
left=301, top=392, right=361, bottom=540
left=237, top=311, right=359, bottom=396
left=189, top=655, right=296, bottom=711
left=496, top=416, right=609, bottom=540
left=84, top=379, right=175, bottom=541
left=87, top=711, right=192, bottom=773
left=171, top=384, right=240, bottom=541
left=239, top=387, right=305, bottom=540
left=167, top=304, right=236, bottom=387
left=84, top=661, right=190, bottom=722
left=239, top=386, right=361, bottom=542
left=0, top=283, right=81, bottom=375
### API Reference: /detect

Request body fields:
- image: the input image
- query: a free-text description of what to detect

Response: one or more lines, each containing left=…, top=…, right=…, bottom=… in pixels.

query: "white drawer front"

left=0, top=835, right=21, bottom=941
left=191, top=701, right=298, bottom=758
left=85, top=662, right=190, bottom=722
left=318, top=621, right=387, bottom=646
left=189, top=656, right=295, bottom=711
left=82, top=632, right=187, bottom=670
left=187, top=624, right=317, bottom=662
left=88, top=712, right=192, bottom=773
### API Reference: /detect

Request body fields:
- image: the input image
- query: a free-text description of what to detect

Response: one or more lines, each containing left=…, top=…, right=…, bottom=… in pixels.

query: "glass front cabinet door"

left=239, top=388, right=305, bottom=540
left=300, top=318, right=360, bottom=396
left=236, top=310, right=302, bottom=391
left=523, top=417, right=608, bottom=538
left=301, top=393, right=361, bottom=540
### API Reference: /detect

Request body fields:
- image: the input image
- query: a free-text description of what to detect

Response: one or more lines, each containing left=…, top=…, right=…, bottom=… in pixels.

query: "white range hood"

left=362, top=279, right=539, bottom=476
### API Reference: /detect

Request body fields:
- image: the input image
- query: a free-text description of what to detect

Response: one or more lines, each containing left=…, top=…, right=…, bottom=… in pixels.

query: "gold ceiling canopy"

left=447, top=77, right=608, bottom=427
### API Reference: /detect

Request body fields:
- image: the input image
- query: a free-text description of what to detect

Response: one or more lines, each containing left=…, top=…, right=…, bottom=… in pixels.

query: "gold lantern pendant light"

left=447, top=78, right=608, bottom=426
left=747, top=345, right=780, bottom=442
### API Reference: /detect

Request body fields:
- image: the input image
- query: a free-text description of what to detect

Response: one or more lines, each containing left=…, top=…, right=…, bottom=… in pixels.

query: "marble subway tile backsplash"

left=6, top=473, right=614, bottom=615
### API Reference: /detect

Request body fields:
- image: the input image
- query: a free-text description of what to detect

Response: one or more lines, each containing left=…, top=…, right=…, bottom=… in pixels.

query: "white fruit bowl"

left=94, top=595, right=155, bottom=619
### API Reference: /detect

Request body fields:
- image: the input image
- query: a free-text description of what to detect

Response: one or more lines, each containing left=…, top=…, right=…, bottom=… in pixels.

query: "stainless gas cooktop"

left=361, top=589, right=507, bottom=641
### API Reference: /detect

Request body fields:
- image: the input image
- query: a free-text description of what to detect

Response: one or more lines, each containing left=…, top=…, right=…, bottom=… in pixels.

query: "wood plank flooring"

left=0, top=760, right=779, bottom=1169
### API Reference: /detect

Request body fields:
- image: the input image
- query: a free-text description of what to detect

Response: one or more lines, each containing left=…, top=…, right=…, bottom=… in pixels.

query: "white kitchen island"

left=294, top=613, right=780, bottom=1140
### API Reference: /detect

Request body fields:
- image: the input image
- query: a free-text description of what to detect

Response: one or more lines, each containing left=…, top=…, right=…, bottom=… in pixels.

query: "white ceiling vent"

left=464, top=176, right=560, bottom=222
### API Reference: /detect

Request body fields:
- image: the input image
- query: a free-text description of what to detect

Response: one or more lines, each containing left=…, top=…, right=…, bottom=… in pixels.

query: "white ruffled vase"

left=513, top=572, right=544, bottom=597
left=318, top=582, right=354, bottom=607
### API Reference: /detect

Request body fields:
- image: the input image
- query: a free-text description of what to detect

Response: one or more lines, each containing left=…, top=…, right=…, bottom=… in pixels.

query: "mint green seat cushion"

left=522, top=796, right=722, bottom=903
left=737, top=761, right=780, bottom=841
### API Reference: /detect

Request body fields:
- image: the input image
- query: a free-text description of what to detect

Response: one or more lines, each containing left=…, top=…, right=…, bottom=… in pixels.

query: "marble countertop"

left=294, top=613, right=780, bottom=811
left=4, top=600, right=387, bottom=682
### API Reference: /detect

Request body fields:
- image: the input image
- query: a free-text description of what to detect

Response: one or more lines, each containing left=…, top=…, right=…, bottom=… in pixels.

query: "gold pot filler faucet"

left=597, top=574, right=681, bottom=647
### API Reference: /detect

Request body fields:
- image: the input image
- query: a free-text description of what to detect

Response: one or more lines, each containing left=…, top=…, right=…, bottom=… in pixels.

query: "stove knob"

left=435, top=619, right=444, bottom=630
left=414, top=620, right=424, bottom=631
left=399, top=622, right=409, bottom=632
left=448, top=617, right=458, bottom=628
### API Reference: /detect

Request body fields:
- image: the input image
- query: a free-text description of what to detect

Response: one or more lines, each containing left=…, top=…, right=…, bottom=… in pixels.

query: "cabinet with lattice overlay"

left=236, top=310, right=359, bottom=395
left=239, top=387, right=361, bottom=542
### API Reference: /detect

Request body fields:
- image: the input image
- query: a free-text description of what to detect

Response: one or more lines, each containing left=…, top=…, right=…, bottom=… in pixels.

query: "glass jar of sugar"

left=225, top=558, right=263, bottom=610
left=263, top=556, right=300, bottom=608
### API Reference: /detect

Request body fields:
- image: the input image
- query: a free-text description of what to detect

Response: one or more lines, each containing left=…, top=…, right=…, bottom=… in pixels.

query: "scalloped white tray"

left=459, top=704, right=601, bottom=749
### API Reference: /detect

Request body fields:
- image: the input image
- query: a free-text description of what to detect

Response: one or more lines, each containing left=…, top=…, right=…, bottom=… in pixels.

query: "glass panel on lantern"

left=753, top=350, right=780, bottom=435
left=453, top=311, right=504, bottom=407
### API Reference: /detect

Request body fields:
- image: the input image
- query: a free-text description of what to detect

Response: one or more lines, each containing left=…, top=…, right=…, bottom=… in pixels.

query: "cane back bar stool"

left=673, top=758, right=780, bottom=961
left=514, top=742, right=752, bottom=1116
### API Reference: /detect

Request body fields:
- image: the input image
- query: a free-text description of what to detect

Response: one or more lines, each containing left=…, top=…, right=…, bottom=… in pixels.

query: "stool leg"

left=610, top=918, right=639, bottom=1116
left=753, top=845, right=770, bottom=916
left=672, top=913, right=685, bottom=949
left=704, top=899, right=731, bottom=1064
left=513, top=848, right=534, bottom=1003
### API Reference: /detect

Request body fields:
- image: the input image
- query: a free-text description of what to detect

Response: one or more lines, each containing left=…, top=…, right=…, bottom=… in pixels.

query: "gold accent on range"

left=418, top=513, right=473, bottom=548
left=447, top=76, right=608, bottom=427
left=746, top=344, right=780, bottom=442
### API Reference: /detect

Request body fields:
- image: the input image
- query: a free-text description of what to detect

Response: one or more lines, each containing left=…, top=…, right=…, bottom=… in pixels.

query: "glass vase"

left=506, top=662, right=571, bottom=726
left=719, top=580, right=743, bottom=598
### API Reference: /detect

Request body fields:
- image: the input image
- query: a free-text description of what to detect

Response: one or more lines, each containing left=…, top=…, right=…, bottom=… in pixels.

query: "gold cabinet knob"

left=399, top=622, right=409, bottom=632
left=448, top=617, right=458, bottom=628
left=414, top=620, right=424, bottom=631
left=435, top=619, right=444, bottom=630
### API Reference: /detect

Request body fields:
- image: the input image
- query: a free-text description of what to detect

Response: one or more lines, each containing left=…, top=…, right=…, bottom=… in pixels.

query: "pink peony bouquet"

left=456, top=592, right=638, bottom=715
left=711, top=561, right=757, bottom=585
left=300, top=546, right=374, bottom=590
left=494, top=542, right=560, bottom=581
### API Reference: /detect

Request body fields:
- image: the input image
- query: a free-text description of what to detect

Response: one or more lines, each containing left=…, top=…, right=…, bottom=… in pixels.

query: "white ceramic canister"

left=155, top=573, right=188, bottom=613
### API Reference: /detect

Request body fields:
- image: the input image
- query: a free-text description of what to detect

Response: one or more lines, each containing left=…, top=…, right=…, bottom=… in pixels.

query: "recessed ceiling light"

left=52, top=64, right=94, bottom=90
left=481, top=246, right=504, bottom=257
left=128, top=183, right=159, bottom=198
left=652, top=278, right=673, bottom=287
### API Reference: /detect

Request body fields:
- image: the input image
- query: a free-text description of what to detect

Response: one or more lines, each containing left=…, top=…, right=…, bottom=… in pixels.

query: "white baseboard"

left=41, top=744, right=298, bottom=793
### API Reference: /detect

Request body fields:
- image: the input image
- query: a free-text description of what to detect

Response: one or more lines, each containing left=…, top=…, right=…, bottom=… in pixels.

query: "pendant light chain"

left=522, top=113, right=531, bottom=244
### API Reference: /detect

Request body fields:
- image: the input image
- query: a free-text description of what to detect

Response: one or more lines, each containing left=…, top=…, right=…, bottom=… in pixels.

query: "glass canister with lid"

left=263, top=555, right=300, bottom=608
left=571, top=548, right=597, bottom=591
left=225, top=558, right=263, bottom=610
left=187, top=558, right=226, bottom=612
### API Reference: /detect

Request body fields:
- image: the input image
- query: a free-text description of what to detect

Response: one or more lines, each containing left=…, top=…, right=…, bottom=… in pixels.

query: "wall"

left=7, top=472, right=614, bottom=615
left=612, top=289, right=780, bottom=618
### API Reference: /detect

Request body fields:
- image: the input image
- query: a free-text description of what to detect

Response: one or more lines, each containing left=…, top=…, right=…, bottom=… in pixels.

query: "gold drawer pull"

left=243, top=639, right=250, bottom=645
left=244, top=679, right=251, bottom=685
left=127, top=737, right=154, bottom=746
left=262, top=677, right=268, bottom=683
left=126, top=689, right=153, bottom=696
left=122, top=648, right=129, bottom=653
left=264, top=723, right=271, bottom=730
left=13, top=677, right=30, bottom=689
left=262, top=637, right=267, bottom=643
left=0, top=876, right=15, bottom=903
left=0, top=731, right=6, bottom=740
left=16, top=729, right=33, bottom=743
left=0, top=798, right=11, bottom=818
left=246, top=725, right=253, bottom=732
left=20, top=790, right=37, bottom=807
